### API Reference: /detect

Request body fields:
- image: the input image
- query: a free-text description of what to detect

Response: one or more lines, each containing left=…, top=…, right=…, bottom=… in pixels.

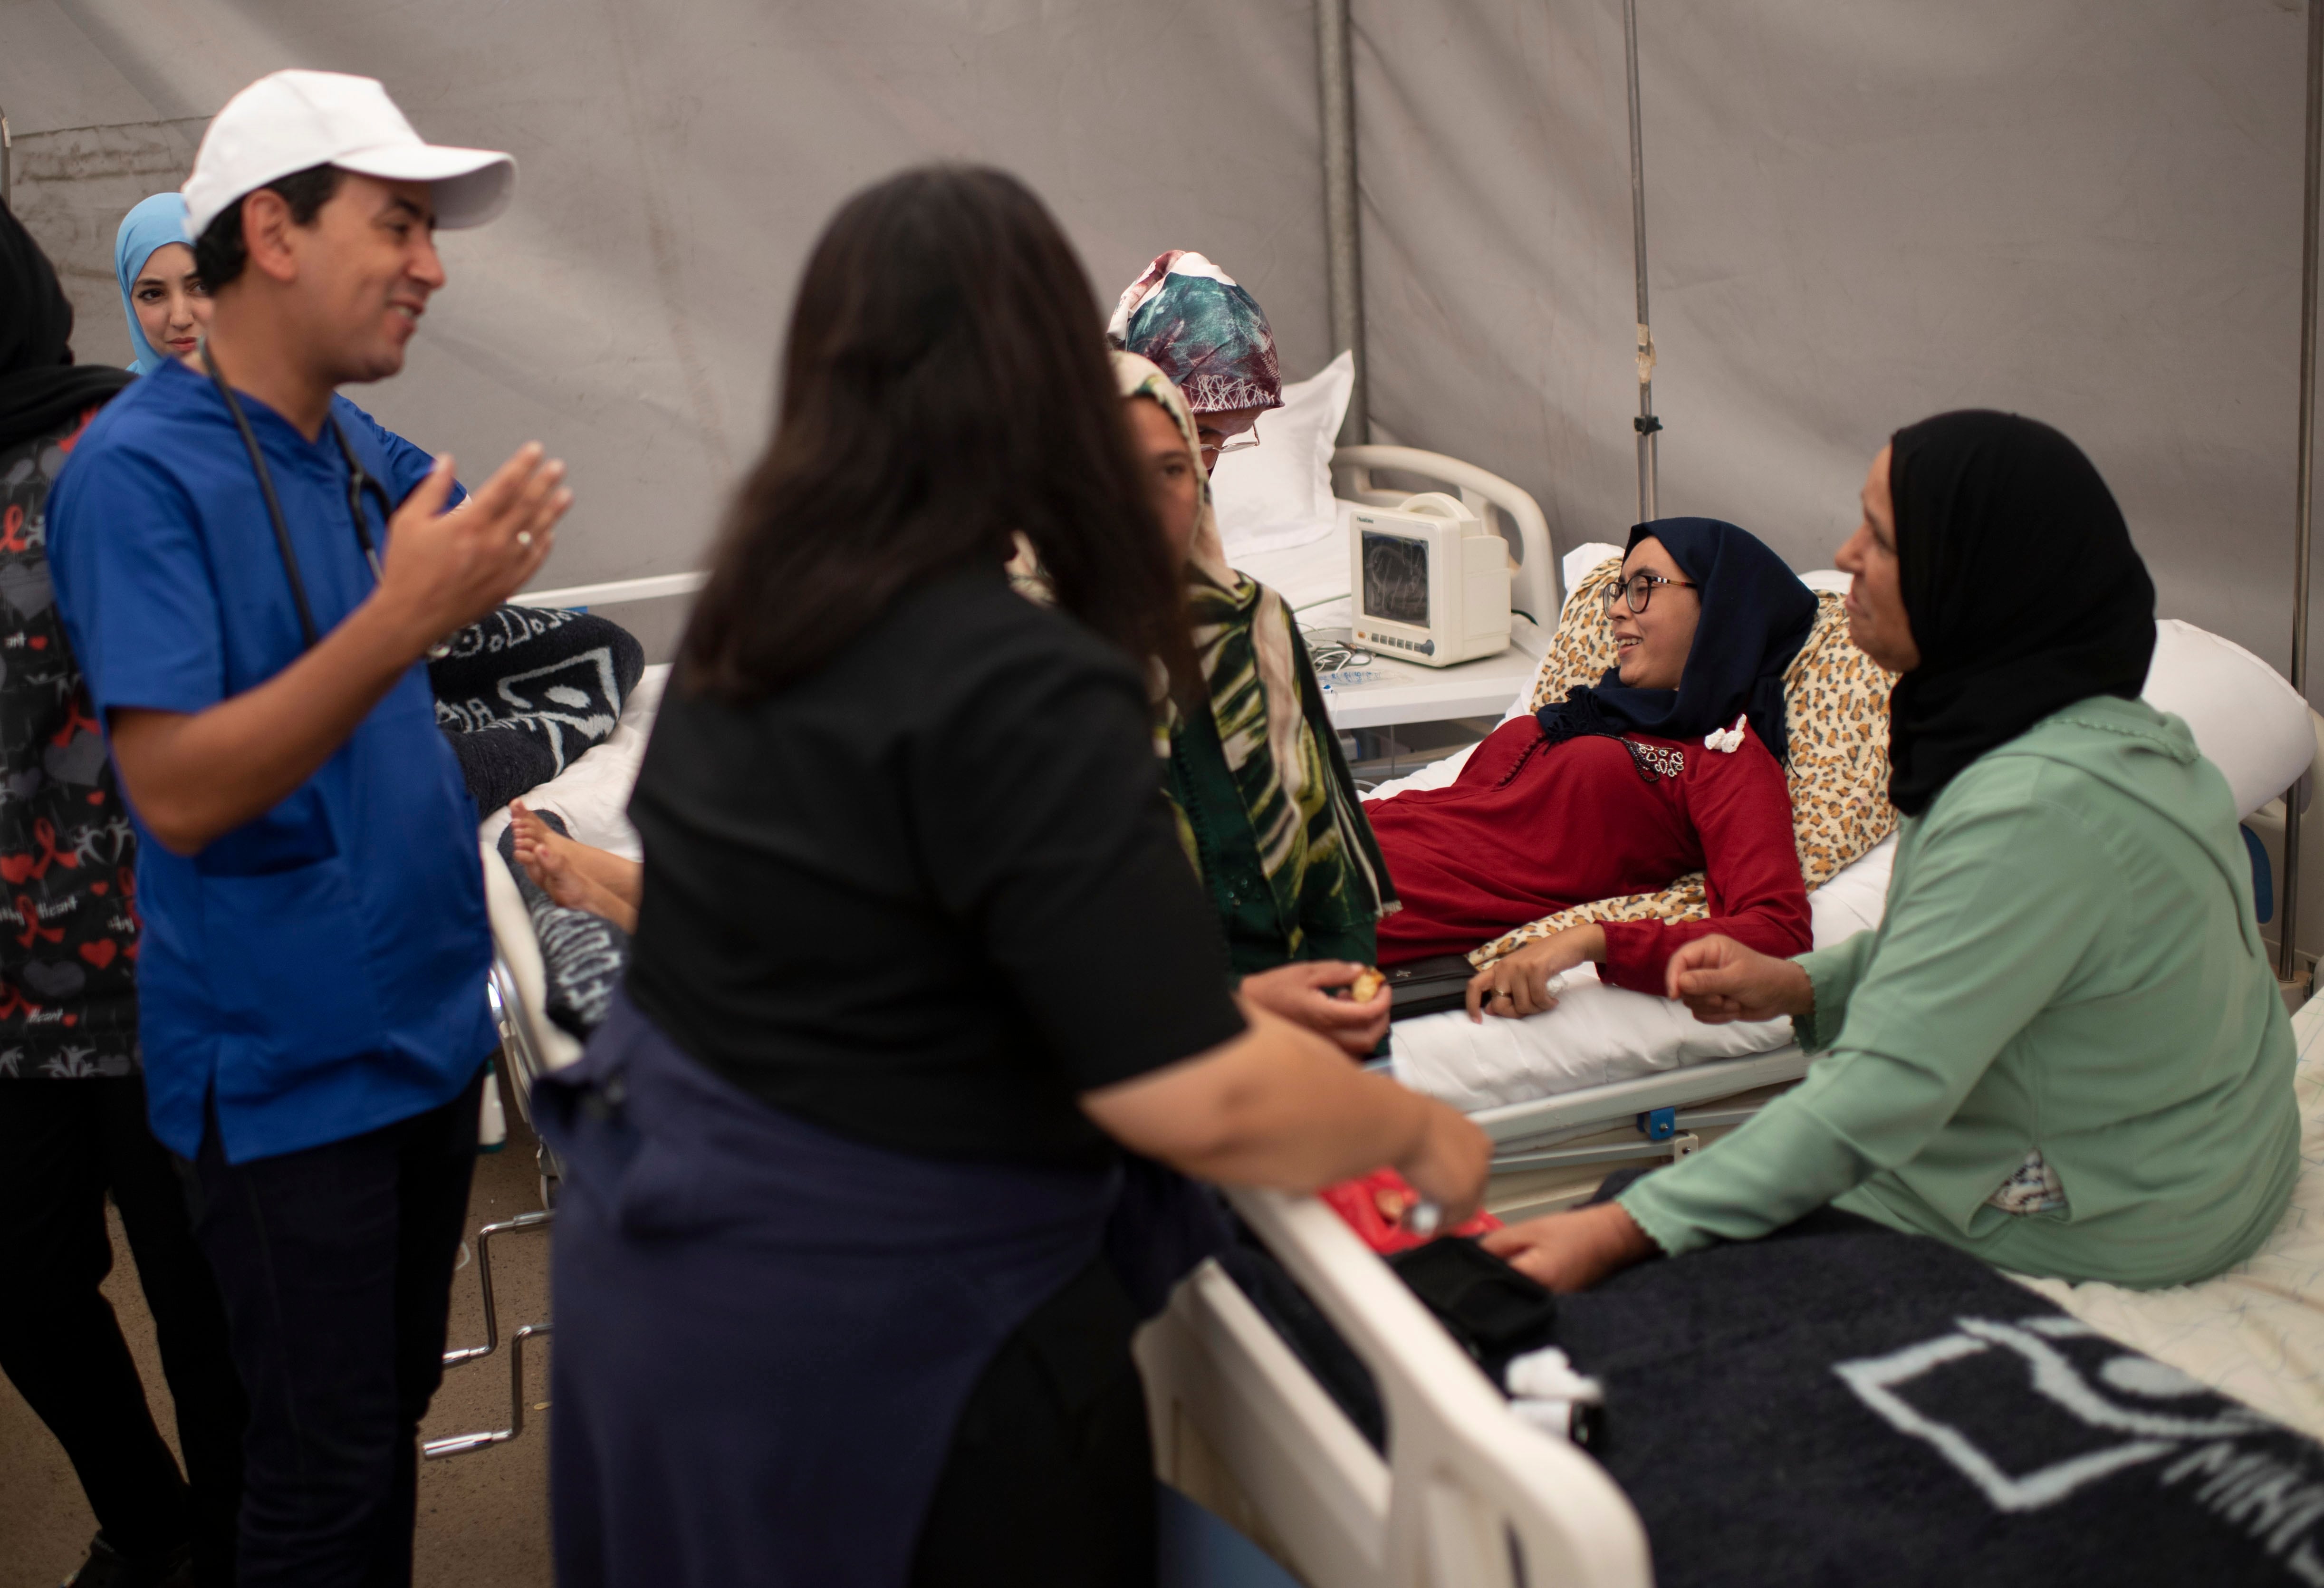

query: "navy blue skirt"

left=536, top=993, right=1125, bottom=1588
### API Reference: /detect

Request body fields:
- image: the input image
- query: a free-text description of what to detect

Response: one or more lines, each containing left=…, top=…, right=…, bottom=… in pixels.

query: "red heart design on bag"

left=0, top=855, right=32, bottom=884
left=86, top=792, right=103, bottom=806
left=27, top=636, right=46, bottom=650
left=88, top=882, right=106, bottom=895
left=78, top=940, right=115, bottom=969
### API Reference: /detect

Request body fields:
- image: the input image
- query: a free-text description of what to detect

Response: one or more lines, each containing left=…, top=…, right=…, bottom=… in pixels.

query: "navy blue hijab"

left=1537, top=517, right=1817, bottom=762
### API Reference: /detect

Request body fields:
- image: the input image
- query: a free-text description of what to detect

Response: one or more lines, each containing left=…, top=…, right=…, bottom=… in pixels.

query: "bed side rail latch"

left=1635, top=1106, right=1676, bottom=1141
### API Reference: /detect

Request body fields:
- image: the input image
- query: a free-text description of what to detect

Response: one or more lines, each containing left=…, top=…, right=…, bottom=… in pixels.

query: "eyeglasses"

left=1602, top=572, right=1699, bottom=615
left=1199, top=423, right=1261, bottom=457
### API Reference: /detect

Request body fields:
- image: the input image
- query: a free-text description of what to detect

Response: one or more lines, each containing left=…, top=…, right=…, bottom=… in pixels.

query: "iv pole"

left=2285, top=0, right=2324, bottom=988
left=1318, top=0, right=1368, bottom=446
left=1623, top=0, right=1658, bottom=521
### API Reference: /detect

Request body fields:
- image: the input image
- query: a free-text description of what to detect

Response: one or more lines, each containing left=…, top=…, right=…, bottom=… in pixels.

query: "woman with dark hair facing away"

left=1488, top=412, right=2298, bottom=1292
left=1364, top=517, right=1818, bottom=1017
left=533, top=166, right=1489, bottom=1588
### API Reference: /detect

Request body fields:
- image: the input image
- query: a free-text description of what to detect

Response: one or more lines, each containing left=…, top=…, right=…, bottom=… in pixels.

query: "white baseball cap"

left=182, top=69, right=515, bottom=239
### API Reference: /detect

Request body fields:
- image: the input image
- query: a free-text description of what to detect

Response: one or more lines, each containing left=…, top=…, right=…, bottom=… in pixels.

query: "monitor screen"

left=1361, top=531, right=1430, bottom=627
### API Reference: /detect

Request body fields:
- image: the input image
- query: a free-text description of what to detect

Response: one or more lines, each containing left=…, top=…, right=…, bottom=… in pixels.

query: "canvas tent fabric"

left=4, top=1, right=2316, bottom=870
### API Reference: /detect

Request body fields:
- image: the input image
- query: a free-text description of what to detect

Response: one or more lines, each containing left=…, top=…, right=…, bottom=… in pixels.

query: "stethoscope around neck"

left=201, top=340, right=391, bottom=652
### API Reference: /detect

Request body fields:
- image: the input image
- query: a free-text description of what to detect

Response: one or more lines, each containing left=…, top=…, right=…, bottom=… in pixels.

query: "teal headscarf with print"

left=1107, top=250, right=1284, bottom=414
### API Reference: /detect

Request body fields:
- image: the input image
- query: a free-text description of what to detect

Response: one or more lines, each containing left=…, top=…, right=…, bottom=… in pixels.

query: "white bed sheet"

left=2014, top=995, right=2324, bottom=1443
left=476, top=663, right=668, bottom=859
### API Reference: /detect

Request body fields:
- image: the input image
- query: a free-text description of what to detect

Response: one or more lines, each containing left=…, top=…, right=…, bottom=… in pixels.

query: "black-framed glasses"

left=1602, top=571, right=1699, bottom=615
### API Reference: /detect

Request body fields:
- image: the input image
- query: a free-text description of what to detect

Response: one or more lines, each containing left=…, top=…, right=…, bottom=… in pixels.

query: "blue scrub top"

left=48, top=358, right=496, bottom=1163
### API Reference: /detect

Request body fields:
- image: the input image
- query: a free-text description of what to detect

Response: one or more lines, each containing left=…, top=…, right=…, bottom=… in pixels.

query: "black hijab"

left=1885, top=410, right=2155, bottom=817
left=1537, top=516, right=1818, bottom=761
left=0, top=199, right=133, bottom=451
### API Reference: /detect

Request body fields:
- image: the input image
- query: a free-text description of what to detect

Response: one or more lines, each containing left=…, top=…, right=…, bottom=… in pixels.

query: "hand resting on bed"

left=1464, top=923, right=1605, bottom=1021
left=1481, top=1201, right=1659, bottom=1292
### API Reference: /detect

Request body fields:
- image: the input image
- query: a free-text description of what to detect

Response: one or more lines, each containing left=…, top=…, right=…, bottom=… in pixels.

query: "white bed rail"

left=1141, top=1188, right=1650, bottom=1588
left=1333, top=445, right=1559, bottom=630
left=515, top=570, right=708, bottom=610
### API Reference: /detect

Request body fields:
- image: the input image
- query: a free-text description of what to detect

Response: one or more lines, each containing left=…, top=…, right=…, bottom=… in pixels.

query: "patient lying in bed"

left=1366, top=518, right=1817, bottom=1016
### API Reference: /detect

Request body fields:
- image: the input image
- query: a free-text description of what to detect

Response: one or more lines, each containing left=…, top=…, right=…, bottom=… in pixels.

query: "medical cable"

left=202, top=340, right=321, bottom=648
left=202, top=340, right=427, bottom=656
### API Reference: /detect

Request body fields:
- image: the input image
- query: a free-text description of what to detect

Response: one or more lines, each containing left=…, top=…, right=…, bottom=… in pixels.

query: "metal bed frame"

left=423, top=953, right=565, bottom=1460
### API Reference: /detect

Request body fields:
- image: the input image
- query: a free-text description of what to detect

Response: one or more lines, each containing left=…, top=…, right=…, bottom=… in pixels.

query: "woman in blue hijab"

left=115, top=193, right=206, bottom=374
left=1365, top=517, right=1819, bottom=1013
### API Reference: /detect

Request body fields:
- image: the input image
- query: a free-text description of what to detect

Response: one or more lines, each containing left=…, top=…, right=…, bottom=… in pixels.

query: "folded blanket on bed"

left=1471, top=560, right=1897, bottom=967
left=495, top=812, right=630, bottom=1039
left=432, top=606, right=645, bottom=814
left=1239, top=1193, right=2324, bottom=1584
left=1559, top=1198, right=2324, bottom=1586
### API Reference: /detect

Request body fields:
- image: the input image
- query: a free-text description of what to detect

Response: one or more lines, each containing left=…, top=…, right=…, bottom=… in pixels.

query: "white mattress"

left=1370, top=708, right=1900, bottom=1113
left=2014, top=995, right=2324, bottom=1443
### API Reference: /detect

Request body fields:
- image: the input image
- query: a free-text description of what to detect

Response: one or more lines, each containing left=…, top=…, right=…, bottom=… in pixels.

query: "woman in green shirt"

left=1485, top=410, right=2299, bottom=1292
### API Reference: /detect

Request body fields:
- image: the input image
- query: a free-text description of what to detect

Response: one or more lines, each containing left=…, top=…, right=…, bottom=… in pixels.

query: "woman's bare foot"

left=508, top=800, right=643, bottom=932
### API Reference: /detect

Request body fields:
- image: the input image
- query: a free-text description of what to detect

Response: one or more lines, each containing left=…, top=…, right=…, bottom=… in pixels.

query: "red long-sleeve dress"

left=1363, top=716, right=1811, bottom=991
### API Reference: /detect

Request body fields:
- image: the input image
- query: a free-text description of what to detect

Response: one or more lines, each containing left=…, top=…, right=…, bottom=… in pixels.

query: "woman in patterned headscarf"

left=1112, top=350, right=1396, bottom=1054
left=1110, top=249, right=1282, bottom=468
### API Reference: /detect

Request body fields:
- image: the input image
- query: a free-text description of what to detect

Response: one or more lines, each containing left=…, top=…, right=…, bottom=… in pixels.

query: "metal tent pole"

left=2285, top=0, right=2324, bottom=987
left=1318, top=0, right=1368, bottom=445
left=1623, top=0, right=1658, bottom=521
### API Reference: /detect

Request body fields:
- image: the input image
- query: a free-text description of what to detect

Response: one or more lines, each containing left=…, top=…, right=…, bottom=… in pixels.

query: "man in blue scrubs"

left=48, top=70, right=571, bottom=1586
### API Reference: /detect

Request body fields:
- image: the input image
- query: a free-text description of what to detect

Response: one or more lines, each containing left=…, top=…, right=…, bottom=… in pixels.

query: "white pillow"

left=1561, top=541, right=1626, bottom=598
left=2140, top=619, right=2312, bottom=818
left=1209, top=350, right=1352, bottom=559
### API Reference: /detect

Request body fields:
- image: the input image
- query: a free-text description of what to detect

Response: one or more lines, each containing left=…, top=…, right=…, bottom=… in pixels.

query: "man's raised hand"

left=375, top=445, right=569, bottom=656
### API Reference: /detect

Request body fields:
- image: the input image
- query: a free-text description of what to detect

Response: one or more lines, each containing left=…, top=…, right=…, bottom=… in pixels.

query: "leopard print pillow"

left=1469, top=557, right=1898, bottom=966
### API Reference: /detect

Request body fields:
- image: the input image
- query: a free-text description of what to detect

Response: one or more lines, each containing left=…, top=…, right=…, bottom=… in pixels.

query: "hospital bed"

left=1131, top=616, right=2324, bottom=1585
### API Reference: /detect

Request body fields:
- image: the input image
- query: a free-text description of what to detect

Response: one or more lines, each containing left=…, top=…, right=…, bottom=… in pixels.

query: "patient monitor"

left=1349, top=491, right=1513, bottom=667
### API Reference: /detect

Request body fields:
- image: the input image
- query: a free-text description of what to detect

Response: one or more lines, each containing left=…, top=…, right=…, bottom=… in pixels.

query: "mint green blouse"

left=1618, top=696, right=2299, bottom=1289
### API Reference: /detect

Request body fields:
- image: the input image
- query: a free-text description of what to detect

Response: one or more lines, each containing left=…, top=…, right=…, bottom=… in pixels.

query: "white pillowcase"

left=2140, top=618, right=2312, bottom=818
left=1209, top=350, right=1352, bottom=559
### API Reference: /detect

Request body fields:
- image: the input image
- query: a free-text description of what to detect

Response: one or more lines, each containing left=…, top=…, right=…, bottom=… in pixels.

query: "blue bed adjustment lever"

left=1637, top=1107, right=1677, bottom=1142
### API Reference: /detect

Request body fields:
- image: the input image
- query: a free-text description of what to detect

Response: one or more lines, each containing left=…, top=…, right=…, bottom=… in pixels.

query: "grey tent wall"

left=8, top=0, right=2324, bottom=949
